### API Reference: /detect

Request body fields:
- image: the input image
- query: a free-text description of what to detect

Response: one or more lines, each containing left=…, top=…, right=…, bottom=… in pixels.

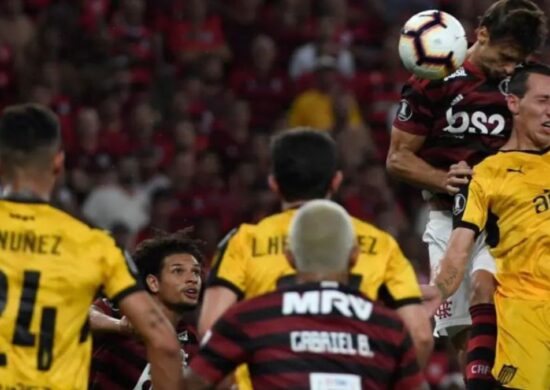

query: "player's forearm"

left=433, top=254, right=468, bottom=301
left=119, top=292, right=184, bottom=389
left=433, top=227, right=476, bottom=301
left=89, top=306, right=121, bottom=334
left=397, top=304, right=434, bottom=368
left=198, top=286, right=238, bottom=337
left=386, top=148, right=447, bottom=193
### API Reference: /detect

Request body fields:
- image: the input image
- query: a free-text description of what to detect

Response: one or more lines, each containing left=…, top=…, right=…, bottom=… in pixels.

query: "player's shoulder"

left=223, top=210, right=292, bottom=242
left=0, top=198, right=105, bottom=236
left=474, top=150, right=518, bottom=176
left=351, top=216, right=397, bottom=245
left=49, top=205, right=118, bottom=244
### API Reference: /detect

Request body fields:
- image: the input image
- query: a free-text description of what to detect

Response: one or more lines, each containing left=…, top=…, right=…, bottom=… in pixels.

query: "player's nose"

left=185, top=273, right=200, bottom=284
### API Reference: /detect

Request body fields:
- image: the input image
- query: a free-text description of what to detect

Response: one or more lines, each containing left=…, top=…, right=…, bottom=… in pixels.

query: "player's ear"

left=268, top=174, right=280, bottom=195
left=53, top=151, right=64, bottom=176
left=146, top=274, right=160, bottom=293
left=348, top=245, right=360, bottom=270
left=506, top=93, right=520, bottom=115
left=476, top=26, right=489, bottom=46
left=285, top=249, right=296, bottom=269
left=328, top=170, right=343, bottom=196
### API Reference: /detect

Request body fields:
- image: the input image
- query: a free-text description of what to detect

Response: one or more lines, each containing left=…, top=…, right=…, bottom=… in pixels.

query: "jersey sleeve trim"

left=206, top=277, right=245, bottom=301
left=110, top=284, right=143, bottom=304
left=378, top=284, right=421, bottom=309
left=392, top=297, right=422, bottom=308
left=208, top=227, right=238, bottom=279
left=454, top=221, right=481, bottom=238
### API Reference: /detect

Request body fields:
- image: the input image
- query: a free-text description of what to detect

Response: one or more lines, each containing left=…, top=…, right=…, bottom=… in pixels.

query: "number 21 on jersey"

left=0, top=269, right=56, bottom=370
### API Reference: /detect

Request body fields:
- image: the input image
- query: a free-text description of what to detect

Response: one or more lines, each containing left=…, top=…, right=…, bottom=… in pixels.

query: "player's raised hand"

left=446, top=160, right=473, bottom=194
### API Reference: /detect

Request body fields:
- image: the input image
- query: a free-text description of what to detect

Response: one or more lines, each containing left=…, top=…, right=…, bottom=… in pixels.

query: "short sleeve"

left=100, top=235, right=141, bottom=303
left=378, top=237, right=422, bottom=308
left=206, top=228, right=246, bottom=299
left=452, top=166, right=492, bottom=236
left=392, top=77, right=434, bottom=136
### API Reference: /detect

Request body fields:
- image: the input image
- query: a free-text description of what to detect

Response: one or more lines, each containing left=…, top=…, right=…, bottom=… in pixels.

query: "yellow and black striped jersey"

left=0, top=197, right=141, bottom=389
left=208, top=208, right=421, bottom=306
left=454, top=147, right=550, bottom=300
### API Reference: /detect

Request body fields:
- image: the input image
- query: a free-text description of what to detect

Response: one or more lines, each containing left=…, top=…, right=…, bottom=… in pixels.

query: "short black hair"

left=270, top=128, right=338, bottom=202
left=479, top=0, right=547, bottom=56
left=508, top=62, right=550, bottom=97
left=133, top=229, right=203, bottom=294
left=0, top=103, right=61, bottom=170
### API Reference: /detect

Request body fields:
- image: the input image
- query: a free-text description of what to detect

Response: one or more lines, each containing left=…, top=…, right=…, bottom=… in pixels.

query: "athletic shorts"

left=493, top=295, right=550, bottom=389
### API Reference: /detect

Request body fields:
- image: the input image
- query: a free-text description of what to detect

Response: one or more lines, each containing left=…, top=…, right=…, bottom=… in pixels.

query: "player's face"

left=478, top=40, right=524, bottom=79
left=157, top=253, right=202, bottom=311
left=514, top=73, right=550, bottom=148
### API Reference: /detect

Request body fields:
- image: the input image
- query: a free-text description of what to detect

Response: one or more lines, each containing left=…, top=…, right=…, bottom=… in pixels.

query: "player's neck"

left=502, top=128, right=549, bottom=151
left=294, top=272, right=349, bottom=285
left=466, top=42, right=484, bottom=72
left=1, top=176, right=53, bottom=201
left=281, top=200, right=307, bottom=210
left=281, top=194, right=333, bottom=211
left=159, top=303, right=183, bottom=328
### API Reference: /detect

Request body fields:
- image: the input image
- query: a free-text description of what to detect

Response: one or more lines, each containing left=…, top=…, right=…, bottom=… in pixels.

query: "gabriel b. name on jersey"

left=0, top=229, right=61, bottom=255
left=283, top=288, right=375, bottom=358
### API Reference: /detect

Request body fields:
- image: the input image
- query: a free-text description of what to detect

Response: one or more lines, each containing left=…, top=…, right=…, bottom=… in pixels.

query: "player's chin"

left=169, top=301, right=199, bottom=312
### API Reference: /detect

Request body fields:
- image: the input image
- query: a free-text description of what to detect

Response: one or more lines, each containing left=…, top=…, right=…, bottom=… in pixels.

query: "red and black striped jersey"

left=393, top=60, right=511, bottom=170
left=89, top=298, right=199, bottom=390
left=190, top=282, right=424, bottom=390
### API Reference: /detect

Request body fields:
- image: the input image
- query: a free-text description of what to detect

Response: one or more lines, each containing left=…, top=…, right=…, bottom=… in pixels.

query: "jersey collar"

left=1, top=190, right=49, bottom=204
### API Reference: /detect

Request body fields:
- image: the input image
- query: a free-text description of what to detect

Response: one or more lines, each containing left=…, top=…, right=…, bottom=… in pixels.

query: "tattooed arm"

left=434, top=227, right=476, bottom=300
left=422, top=228, right=476, bottom=317
left=119, top=291, right=183, bottom=390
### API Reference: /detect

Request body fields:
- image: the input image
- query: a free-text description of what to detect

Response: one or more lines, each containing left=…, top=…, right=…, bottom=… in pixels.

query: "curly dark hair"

left=479, top=0, right=547, bottom=56
left=133, top=228, right=203, bottom=293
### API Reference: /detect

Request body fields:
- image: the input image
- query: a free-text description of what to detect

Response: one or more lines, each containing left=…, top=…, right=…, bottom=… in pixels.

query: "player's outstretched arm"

left=386, top=127, right=448, bottom=193
left=396, top=304, right=434, bottom=368
left=424, top=227, right=476, bottom=316
left=89, top=305, right=134, bottom=335
left=119, top=291, right=184, bottom=390
left=197, top=286, right=238, bottom=337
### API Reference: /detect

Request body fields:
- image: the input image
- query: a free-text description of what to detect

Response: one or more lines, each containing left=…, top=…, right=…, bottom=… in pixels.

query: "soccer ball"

left=398, top=10, right=468, bottom=80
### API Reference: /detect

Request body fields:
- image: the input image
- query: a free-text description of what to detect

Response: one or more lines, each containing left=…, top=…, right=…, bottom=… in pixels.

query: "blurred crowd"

left=3, top=1, right=550, bottom=387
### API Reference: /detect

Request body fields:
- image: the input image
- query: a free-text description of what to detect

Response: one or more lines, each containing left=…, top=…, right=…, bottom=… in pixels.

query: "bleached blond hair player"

left=288, top=199, right=356, bottom=276
left=186, top=199, right=429, bottom=389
